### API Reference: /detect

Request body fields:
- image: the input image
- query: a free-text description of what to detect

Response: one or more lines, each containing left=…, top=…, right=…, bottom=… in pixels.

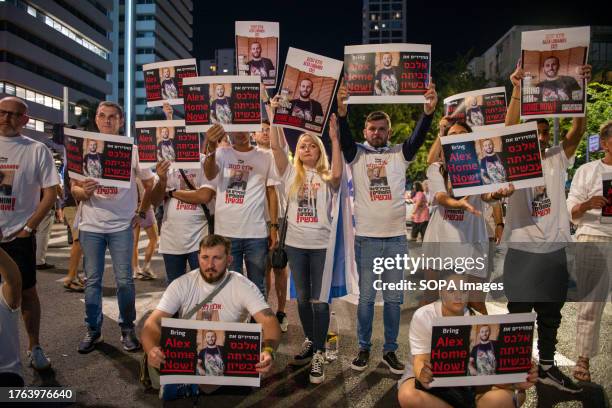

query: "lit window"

left=16, top=87, right=25, bottom=98
left=45, top=16, right=53, bottom=27
left=36, top=93, right=44, bottom=105
left=53, top=99, right=61, bottom=110
left=26, top=119, right=35, bottom=130
left=0, top=82, right=3, bottom=93
left=44, top=95, right=53, bottom=107
left=26, top=90, right=36, bottom=102
left=5, top=84, right=15, bottom=95
left=374, top=25, right=379, bottom=30
left=75, top=106, right=82, bottom=116
left=27, top=6, right=36, bottom=17
left=36, top=120, right=44, bottom=132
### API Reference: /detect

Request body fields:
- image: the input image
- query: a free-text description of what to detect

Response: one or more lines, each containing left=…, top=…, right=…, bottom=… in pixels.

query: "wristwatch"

left=168, top=189, right=176, bottom=198
left=23, top=225, right=33, bottom=233
left=262, top=346, right=276, bottom=360
left=269, top=223, right=279, bottom=230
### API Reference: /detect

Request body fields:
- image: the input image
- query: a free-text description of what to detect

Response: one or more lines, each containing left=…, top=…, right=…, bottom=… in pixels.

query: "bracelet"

left=269, top=223, right=279, bottom=230
left=512, top=96, right=520, bottom=101
left=262, top=346, right=275, bottom=360
left=23, top=225, right=33, bottom=233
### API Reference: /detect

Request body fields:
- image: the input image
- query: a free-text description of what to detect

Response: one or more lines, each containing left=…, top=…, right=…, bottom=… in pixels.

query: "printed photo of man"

left=479, top=138, right=506, bottom=184
left=368, top=166, right=388, bottom=187
left=197, top=330, right=225, bottom=376
left=0, top=169, right=14, bottom=196
left=247, top=41, right=275, bottom=80
left=468, top=324, right=498, bottom=376
left=289, top=78, right=324, bottom=124
left=210, top=84, right=233, bottom=124
left=82, top=139, right=103, bottom=179
left=465, top=97, right=485, bottom=127
left=374, top=52, right=399, bottom=96
left=160, top=68, right=178, bottom=100
left=157, top=127, right=176, bottom=162
left=537, top=56, right=581, bottom=102
left=227, top=169, right=248, bottom=191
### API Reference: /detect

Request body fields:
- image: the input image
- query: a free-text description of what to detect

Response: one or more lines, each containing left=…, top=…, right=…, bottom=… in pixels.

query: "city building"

left=362, top=0, right=406, bottom=44
left=198, top=49, right=234, bottom=76
left=0, top=0, right=113, bottom=141
left=468, top=25, right=612, bottom=84
left=109, top=0, right=193, bottom=130
left=199, top=58, right=216, bottom=76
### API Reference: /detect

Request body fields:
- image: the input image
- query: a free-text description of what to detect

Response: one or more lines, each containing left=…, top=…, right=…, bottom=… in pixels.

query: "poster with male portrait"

left=440, top=122, right=544, bottom=196
left=430, top=313, right=535, bottom=387
left=444, top=87, right=507, bottom=129
left=344, top=43, right=431, bottom=104
left=183, top=76, right=262, bottom=132
left=64, top=128, right=134, bottom=188
left=135, top=120, right=201, bottom=169
left=273, top=47, right=342, bottom=136
left=520, top=26, right=590, bottom=119
left=160, top=318, right=262, bottom=387
left=143, top=59, right=198, bottom=107
left=601, top=173, right=612, bottom=223
left=235, top=21, right=279, bottom=88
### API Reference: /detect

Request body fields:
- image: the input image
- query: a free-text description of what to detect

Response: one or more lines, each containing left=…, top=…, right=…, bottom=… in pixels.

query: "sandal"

left=572, top=356, right=591, bottom=382
left=63, top=280, right=85, bottom=293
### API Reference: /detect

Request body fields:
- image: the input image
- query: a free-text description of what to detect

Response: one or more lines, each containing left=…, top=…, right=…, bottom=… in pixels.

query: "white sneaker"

left=28, top=345, right=51, bottom=371
left=141, top=264, right=156, bottom=279
left=309, top=351, right=325, bottom=384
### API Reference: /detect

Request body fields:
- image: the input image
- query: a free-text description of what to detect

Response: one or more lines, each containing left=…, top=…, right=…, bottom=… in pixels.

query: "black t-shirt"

left=538, top=76, right=581, bottom=101
left=247, top=58, right=275, bottom=78
left=374, top=67, right=399, bottom=95
left=289, top=99, right=324, bottom=124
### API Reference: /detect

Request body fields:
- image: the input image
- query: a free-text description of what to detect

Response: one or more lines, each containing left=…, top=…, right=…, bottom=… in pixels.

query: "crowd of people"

left=1, top=59, right=611, bottom=407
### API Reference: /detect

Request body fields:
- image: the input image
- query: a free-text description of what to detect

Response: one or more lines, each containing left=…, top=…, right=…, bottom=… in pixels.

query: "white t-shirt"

left=258, top=145, right=289, bottom=221
left=422, top=163, right=489, bottom=277
left=0, top=135, right=60, bottom=242
left=283, top=166, right=336, bottom=249
left=0, top=288, right=22, bottom=378
left=159, top=165, right=215, bottom=255
left=349, top=144, right=410, bottom=237
left=211, top=147, right=279, bottom=239
left=78, top=145, right=154, bottom=234
left=503, top=145, right=573, bottom=253
left=567, top=159, right=612, bottom=238
left=156, top=270, right=269, bottom=322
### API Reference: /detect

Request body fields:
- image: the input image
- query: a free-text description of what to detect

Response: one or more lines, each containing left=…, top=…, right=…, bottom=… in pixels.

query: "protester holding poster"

left=273, top=48, right=343, bottom=136
left=267, top=100, right=343, bottom=384
left=143, top=59, right=198, bottom=107
left=141, top=235, right=281, bottom=395
left=135, top=121, right=201, bottom=169
left=566, top=119, right=612, bottom=383
left=520, top=26, right=590, bottom=118
left=70, top=101, right=155, bottom=355
left=0, top=96, right=59, bottom=372
left=397, top=273, right=537, bottom=408
left=502, top=62, right=591, bottom=393
left=235, top=21, right=279, bottom=87
left=335, top=80, right=437, bottom=374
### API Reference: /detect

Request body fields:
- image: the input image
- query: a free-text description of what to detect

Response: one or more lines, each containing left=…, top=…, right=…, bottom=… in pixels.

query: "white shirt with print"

left=0, top=135, right=60, bottom=242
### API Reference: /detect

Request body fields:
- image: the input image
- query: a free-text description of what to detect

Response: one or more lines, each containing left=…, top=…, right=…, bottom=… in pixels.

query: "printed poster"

left=160, top=318, right=262, bottom=387
left=183, top=75, right=262, bottom=132
left=602, top=172, right=612, bottom=223
left=444, top=87, right=507, bottom=129
left=273, top=47, right=343, bottom=136
left=235, top=21, right=279, bottom=88
left=344, top=43, right=431, bottom=104
left=64, top=128, right=134, bottom=188
left=135, top=121, right=201, bottom=169
left=430, top=313, right=536, bottom=387
left=521, top=26, right=590, bottom=119
left=144, top=59, right=198, bottom=107
left=441, top=122, right=544, bottom=196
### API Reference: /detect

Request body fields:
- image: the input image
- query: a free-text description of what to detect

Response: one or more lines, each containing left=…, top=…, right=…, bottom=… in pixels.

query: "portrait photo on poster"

left=235, top=21, right=279, bottom=88
left=444, top=87, right=507, bottom=129
left=135, top=120, right=201, bottom=169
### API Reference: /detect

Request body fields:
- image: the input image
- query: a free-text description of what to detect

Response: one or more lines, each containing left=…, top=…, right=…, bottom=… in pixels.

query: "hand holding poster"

left=183, top=76, right=262, bottom=132
left=430, top=312, right=536, bottom=387
left=235, top=21, right=279, bottom=88
left=444, top=87, right=507, bottom=129
left=144, top=59, right=198, bottom=107
left=273, top=47, right=343, bottom=136
left=344, top=43, right=431, bottom=104
left=135, top=121, right=201, bottom=169
left=441, top=122, right=544, bottom=196
left=520, top=26, right=590, bottom=119
left=64, top=128, right=133, bottom=188
left=160, top=318, right=261, bottom=387
left=601, top=173, right=612, bottom=223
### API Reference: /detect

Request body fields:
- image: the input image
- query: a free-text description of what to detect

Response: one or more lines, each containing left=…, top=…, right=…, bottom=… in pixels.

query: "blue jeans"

left=355, top=235, right=406, bottom=353
left=285, top=245, right=330, bottom=352
left=228, top=238, right=268, bottom=297
left=80, top=227, right=135, bottom=334
left=163, top=252, right=199, bottom=284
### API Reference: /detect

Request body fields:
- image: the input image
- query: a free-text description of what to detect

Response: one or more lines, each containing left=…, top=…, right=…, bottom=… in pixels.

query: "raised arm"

left=150, top=161, right=171, bottom=207
left=203, top=124, right=225, bottom=180
left=402, top=80, right=437, bottom=161
left=172, top=186, right=215, bottom=205
left=562, top=64, right=591, bottom=158
left=505, top=63, right=523, bottom=126
left=328, top=113, right=343, bottom=189
left=267, top=96, right=290, bottom=176
left=336, top=79, right=358, bottom=163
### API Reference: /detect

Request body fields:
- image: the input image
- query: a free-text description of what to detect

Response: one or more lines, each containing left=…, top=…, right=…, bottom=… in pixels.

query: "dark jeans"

left=504, top=247, right=568, bottom=362
left=285, top=245, right=329, bottom=352
left=163, top=252, right=199, bottom=284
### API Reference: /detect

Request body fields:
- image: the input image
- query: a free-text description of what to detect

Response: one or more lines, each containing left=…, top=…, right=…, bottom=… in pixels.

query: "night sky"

left=193, top=1, right=606, bottom=68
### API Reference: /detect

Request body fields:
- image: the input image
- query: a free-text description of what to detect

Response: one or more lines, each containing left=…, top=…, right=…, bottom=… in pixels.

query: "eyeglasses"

left=0, top=109, right=25, bottom=119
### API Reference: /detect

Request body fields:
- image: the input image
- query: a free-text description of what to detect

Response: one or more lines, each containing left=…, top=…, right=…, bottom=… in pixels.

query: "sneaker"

left=141, top=264, right=157, bottom=279
left=276, top=311, right=288, bottom=333
left=290, top=339, right=314, bottom=366
left=382, top=351, right=405, bottom=375
left=351, top=349, right=370, bottom=371
left=538, top=365, right=582, bottom=393
left=120, top=329, right=141, bottom=352
left=78, top=331, right=103, bottom=354
left=134, top=267, right=153, bottom=280
left=309, top=351, right=326, bottom=384
left=27, top=345, right=51, bottom=370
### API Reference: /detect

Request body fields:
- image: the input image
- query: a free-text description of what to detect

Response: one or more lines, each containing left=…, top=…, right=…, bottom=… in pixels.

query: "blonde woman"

left=266, top=97, right=342, bottom=384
